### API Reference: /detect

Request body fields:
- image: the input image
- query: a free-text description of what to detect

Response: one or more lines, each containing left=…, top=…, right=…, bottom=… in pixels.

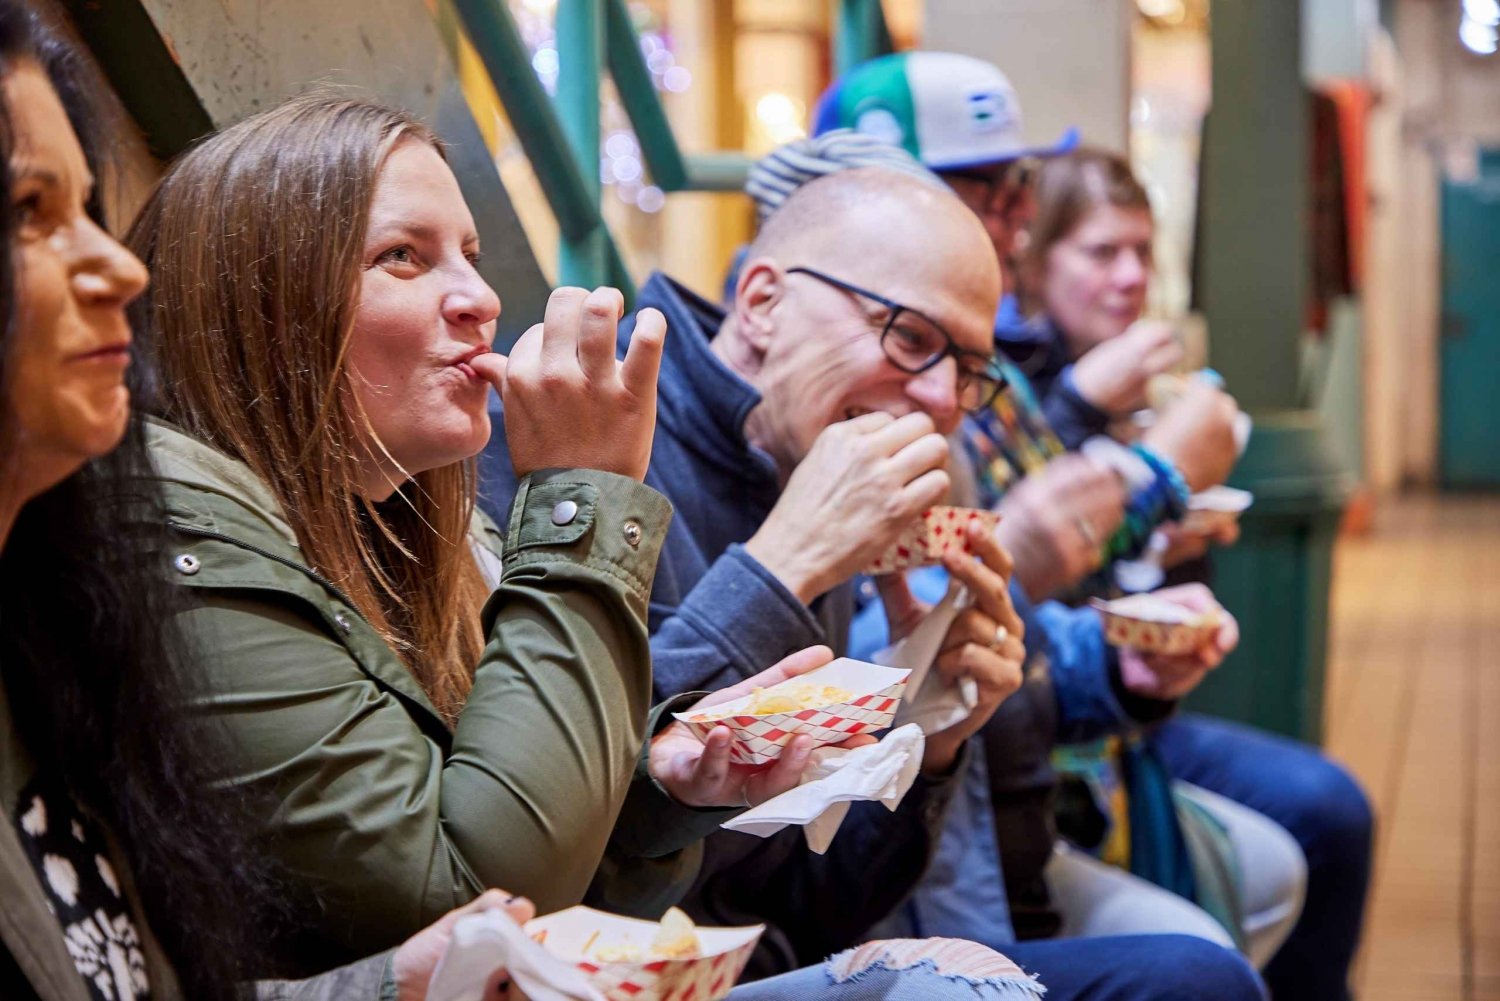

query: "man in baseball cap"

left=814, top=51, right=1078, bottom=326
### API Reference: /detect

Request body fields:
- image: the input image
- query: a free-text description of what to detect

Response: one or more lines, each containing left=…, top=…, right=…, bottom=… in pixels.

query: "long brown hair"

left=128, top=95, right=487, bottom=723
left=1018, top=147, right=1152, bottom=312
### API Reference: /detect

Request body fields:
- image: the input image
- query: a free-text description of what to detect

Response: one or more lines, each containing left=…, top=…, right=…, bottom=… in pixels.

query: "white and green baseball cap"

left=813, top=51, right=1079, bottom=171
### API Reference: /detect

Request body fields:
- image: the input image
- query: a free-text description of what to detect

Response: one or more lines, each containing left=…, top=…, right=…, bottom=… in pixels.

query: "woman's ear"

left=731, top=258, right=787, bottom=358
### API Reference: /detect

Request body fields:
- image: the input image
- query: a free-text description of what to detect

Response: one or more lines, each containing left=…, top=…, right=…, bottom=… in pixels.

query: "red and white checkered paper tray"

left=525, top=906, right=763, bottom=1001
left=1182, top=486, right=1254, bottom=535
left=673, top=658, right=911, bottom=766
left=862, top=506, right=1001, bottom=575
left=1091, top=593, right=1224, bottom=656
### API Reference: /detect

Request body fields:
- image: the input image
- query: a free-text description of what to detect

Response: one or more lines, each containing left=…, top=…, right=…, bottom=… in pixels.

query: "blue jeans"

left=727, top=945, right=1044, bottom=1000
left=729, top=936, right=1264, bottom=1000
left=1152, top=714, right=1374, bottom=1001
left=1004, top=934, right=1267, bottom=1000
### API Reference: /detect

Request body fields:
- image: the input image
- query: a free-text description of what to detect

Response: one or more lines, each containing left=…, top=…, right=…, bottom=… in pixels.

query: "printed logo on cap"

left=964, top=88, right=1016, bottom=135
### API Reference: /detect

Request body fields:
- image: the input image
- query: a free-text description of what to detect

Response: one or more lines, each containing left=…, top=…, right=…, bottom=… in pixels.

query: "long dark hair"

left=0, top=3, right=281, bottom=996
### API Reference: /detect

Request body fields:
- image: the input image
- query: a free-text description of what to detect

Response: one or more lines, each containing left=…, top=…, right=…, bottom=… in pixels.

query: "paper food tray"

left=526, top=906, right=763, bottom=1001
left=1183, top=486, right=1254, bottom=534
left=863, top=506, right=1000, bottom=575
left=674, top=658, right=911, bottom=765
left=1092, top=593, right=1223, bottom=656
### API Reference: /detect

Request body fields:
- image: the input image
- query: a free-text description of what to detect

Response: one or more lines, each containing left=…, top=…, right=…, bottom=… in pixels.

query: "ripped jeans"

left=726, top=939, right=1045, bottom=1000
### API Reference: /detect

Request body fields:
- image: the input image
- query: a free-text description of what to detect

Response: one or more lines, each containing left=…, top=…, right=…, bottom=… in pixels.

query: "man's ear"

left=732, top=257, right=786, bottom=357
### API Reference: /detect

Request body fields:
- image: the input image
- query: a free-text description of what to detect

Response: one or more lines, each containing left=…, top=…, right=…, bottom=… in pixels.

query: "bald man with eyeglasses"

left=477, top=161, right=1264, bottom=1001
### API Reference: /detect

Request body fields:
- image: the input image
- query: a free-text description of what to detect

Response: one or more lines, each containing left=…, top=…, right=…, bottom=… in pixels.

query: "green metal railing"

left=836, top=0, right=895, bottom=76
left=448, top=0, right=891, bottom=297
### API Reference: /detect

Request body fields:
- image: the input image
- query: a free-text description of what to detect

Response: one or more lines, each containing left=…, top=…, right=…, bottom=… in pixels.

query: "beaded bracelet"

left=1131, top=442, right=1191, bottom=522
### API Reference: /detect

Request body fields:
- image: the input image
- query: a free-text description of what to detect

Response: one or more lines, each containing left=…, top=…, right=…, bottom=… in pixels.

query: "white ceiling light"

left=1136, top=0, right=1183, bottom=17
left=1459, top=14, right=1499, bottom=53
left=1462, top=0, right=1500, bottom=25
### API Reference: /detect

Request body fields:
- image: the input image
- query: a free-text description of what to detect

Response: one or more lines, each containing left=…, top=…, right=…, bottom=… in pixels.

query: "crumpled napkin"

left=720, top=723, right=926, bottom=853
left=716, top=583, right=983, bottom=853
left=878, top=582, right=978, bottom=734
left=426, top=908, right=603, bottom=1001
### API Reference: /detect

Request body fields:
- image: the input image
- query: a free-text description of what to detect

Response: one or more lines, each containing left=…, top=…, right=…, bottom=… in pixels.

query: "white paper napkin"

left=877, top=582, right=978, bottom=734
left=1233, top=411, right=1253, bottom=456
left=426, top=908, right=604, bottom=1001
left=720, top=723, right=926, bottom=853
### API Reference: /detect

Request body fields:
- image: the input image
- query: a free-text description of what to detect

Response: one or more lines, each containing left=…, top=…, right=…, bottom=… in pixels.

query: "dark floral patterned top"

left=12, top=774, right=151, bottom=1000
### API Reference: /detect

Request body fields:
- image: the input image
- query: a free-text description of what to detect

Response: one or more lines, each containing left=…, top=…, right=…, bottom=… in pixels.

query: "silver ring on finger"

left=1073, top=516, right=1099, bottom=548
left=988, top=625, right=1009, bottom=651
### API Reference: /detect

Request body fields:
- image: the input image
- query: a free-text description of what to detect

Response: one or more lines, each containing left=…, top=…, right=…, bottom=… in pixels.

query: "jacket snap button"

left=622, top=520, right=642, bottom=548
left=551, top=499, right=579, bottom=526
left=173, top=554, right=201, bottom=575
left=334, top=612, right=352, bottom=636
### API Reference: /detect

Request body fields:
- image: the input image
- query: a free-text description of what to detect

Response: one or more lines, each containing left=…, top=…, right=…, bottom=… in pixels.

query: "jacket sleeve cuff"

left=1042, top=366, right=1114, bottom=450
left=378, top=953, right=397, bottom=1001
left=1038, top=601, right=1174, bottom=739
left=669, top=544, right=828, bottom=677
left=1107, top=656, right=1178, bottom=724
left=609, top=693, right=744, bottom=860
left=500, top=468, right=674, bottom=615
left=253, top=951, right=397, bottom=1000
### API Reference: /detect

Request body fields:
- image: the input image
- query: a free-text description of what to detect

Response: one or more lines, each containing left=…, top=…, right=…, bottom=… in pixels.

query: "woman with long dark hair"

left=0, top=4, right=534, bottom=998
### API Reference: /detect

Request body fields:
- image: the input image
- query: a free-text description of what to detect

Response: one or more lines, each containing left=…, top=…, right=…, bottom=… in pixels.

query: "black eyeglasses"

left=786, top=266, right=1007, bottom=413
left=941, top=156, right=1040, bottom=192
left=939, top=157, right=1040, bottom=219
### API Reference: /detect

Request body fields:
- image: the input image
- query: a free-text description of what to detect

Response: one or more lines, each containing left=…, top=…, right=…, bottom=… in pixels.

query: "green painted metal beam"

left=684, top=152, right=753, bottom=191
left=605, top=236, right=637, bottom=306
left=604, top=0, right=689, bottom=192
left=59, top=0, right=214, bottom=161
left=836, top=0, right=892, bottom=76
left=450, top=0, right=600, bottom=243
left=555, top=0, right=609, bottom=285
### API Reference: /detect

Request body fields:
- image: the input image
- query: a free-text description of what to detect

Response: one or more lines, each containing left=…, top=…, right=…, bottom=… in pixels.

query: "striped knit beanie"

left=744, top=129, right=945, bottom=224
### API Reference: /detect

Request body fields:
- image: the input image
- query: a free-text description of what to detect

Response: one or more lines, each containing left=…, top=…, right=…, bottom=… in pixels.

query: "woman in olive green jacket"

left=125, top=95, right=827, bottom=975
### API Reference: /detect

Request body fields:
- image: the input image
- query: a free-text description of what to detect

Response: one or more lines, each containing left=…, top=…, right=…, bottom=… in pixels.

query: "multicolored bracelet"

left=1132, top=443, right=1191, bottom=523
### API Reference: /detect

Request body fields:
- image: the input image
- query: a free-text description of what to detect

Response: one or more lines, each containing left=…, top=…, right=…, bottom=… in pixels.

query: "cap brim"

left=927, top=127, right=1082, bottom=172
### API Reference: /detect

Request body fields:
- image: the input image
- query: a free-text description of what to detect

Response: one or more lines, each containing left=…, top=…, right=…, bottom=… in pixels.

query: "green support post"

left=1200, top=0, right=1306, bottom=409
left=1188, top=1, right=1348, bottom=743
left=555, top=0, right=609, bottom=286
left=605, top=0, right=689, bottom=192
left=449, top=0, right=600, bottom=242
left=836, top=0, right=892, bottom=76
left=448, top=0, right=760, bottom=298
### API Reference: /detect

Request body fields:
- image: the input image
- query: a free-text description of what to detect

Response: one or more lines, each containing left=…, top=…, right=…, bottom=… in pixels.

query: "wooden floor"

left=1324, top=493, right=1500, bottom=1001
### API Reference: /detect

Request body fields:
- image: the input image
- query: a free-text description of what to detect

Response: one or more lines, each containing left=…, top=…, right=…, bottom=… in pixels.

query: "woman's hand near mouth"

left=474, top=286, right=665, bottom=482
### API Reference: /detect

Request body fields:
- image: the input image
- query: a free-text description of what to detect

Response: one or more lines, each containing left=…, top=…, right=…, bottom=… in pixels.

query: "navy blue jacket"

left=478, top=272, right=960, bottom=976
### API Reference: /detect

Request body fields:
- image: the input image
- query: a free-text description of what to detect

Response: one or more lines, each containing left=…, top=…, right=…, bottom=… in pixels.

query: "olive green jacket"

left=142, top=420, right=724, bottom=973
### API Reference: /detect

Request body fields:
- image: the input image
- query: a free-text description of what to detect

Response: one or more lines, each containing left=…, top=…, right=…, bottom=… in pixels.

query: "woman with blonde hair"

left=126, top=94, right=830, bottom=975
